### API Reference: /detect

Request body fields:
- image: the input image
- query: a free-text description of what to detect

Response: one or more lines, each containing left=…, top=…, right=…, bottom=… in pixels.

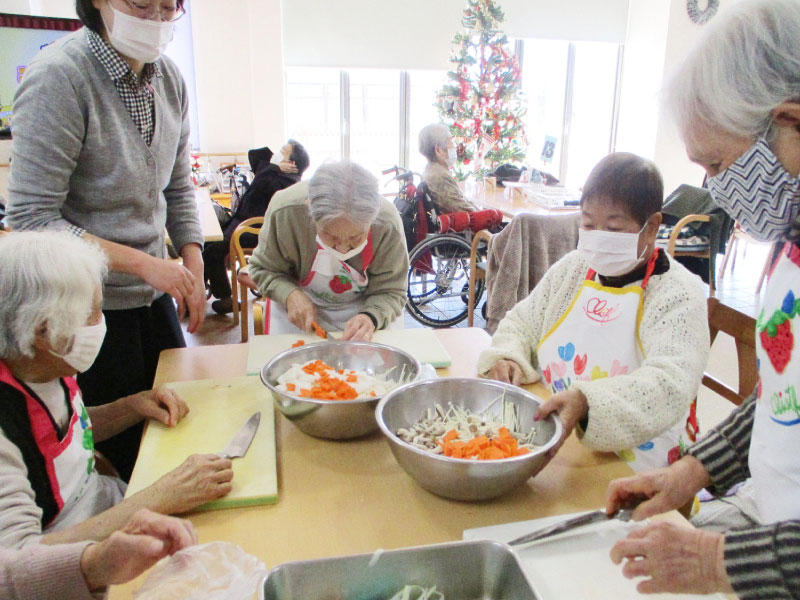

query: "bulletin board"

left=0, top=13, right=82, bottom=128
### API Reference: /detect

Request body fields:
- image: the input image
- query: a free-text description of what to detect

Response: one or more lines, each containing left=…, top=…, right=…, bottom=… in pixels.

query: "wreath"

left=686, top=0, right=719, bottom=25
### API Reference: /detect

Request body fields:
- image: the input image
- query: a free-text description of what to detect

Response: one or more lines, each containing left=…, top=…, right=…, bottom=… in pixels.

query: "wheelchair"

left=384, top=166, right=501, bottom=328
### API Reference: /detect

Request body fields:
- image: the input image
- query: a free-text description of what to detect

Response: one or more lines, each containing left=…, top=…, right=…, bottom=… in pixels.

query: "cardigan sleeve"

left=0, top=430, right=46, bottom=549
left=571, top=262, right=709, bottom=451
left=6, top=56, right=87, bottom=236
left=0, top=542, right=95, bottom=600
left=162, top=65, right=203, bottom=252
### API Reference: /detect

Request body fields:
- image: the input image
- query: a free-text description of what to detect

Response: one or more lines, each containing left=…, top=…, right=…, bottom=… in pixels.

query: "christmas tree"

left=435, top=0, right=528, bottom=180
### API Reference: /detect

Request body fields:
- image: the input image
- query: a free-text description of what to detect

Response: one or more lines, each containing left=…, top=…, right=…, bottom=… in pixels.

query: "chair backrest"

left=399, top=182, right=440, bottom=252
left=702, top=297, right=757, bottom=406
left=229, top=216, right=264, bottom=271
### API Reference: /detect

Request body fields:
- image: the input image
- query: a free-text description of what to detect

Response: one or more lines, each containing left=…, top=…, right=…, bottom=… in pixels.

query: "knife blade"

left=218, top=412, right=261, bottom=459
left=507, top=508, right=633, bottom=546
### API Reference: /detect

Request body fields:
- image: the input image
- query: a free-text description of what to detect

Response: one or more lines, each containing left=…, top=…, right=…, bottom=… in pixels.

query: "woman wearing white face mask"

left=478, top=153, right=709, bottom=471
left=418, top=123, right=479, bottom=214
left=606, top=2, right=800, bottom=597
left=7, top=0, right=204, bottom=482
left=0, top=232, right=233, bottom=550
left=248, top=160, right=409, bottom=341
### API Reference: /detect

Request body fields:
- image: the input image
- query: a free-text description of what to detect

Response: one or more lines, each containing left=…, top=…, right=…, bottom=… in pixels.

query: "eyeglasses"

left=117, top=0, right=186, bottom=22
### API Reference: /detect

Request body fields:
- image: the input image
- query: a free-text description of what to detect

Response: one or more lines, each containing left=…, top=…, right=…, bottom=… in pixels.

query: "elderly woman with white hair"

left=418, top=123, right=477, bottom=214
left=605, top=1, right=800, bottom=597
left=248, top=160, right=408, bottom=340
left=0, top=232, right=233, bottom=549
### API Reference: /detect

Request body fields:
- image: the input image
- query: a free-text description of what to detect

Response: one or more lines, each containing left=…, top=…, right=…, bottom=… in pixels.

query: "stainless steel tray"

left=259, top=539, right=539, bottom=599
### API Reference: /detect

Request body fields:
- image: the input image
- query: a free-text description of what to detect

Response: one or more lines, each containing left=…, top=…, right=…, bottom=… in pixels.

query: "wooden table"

left=193, top=188, right=224, bottom=242
left=471, top=186, right=579, bottom=220
left=108, top=328, right=688, bottom=598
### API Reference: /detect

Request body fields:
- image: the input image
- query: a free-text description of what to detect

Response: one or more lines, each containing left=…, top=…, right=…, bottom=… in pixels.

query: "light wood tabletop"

left=471, top=186, right=580, bottom=220
left=108, top=328, right=699, bottom=599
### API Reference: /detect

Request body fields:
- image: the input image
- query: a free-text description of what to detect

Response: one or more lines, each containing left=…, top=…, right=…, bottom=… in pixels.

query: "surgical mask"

left=578, top=225, right=647, bottom=277
left=105, top=5, right=174, bottom=63
left=706, top=136, right=800, bottom=242
left=316, top=235, right=368, bottom=262
left=446, top=148, right=457, bottom=168
left=49, top=315, right=107, bottom=373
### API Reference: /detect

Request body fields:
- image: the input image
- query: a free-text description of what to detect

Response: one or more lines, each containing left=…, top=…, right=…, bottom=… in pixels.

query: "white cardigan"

left=477, top=250, right=710, bottom=451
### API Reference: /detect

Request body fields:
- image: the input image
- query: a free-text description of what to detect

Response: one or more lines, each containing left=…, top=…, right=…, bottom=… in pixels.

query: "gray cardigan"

left=7, top=29, right=203, bottom=310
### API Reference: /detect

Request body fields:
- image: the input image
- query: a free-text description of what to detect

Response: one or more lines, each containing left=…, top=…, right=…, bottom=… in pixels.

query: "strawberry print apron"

left=267, top=234, right=374, bottom=334
left=536, top=250, right=693, bottom=471
left=749, top=242, right=800, bottom=523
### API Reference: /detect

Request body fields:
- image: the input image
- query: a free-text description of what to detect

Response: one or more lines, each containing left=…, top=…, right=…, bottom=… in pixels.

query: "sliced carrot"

left=442, top=429, right=459, bottom=443
left=291, top=339, right=305, bottom=348
left=286, top=383, right=296, bottom=392
left=311, top=321, right=327, bottom=339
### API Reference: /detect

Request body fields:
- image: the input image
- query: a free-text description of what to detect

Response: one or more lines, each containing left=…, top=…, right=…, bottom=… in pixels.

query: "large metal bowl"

left=259, top=539, right=538, bottom=599
left=260, top=341, right=421, bottom=439
left=376, top=378, right=562, bottom=501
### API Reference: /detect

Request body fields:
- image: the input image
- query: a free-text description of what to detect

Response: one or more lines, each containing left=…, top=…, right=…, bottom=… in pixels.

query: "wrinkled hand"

left=127, top=386, right=189, bottom=428
left=151, top=454, right=234, bottom=514
left=286, top=289, right=316, bottom=332
left=80, top=509, right=198, bottom=591
left=277, top=160, right=298, bottom=174
left=486, top=359, right=523, bottom=385
left=610, top=522, right=732, bottom=595
left=535, top=389, right=588, bottom=459
left=342, top=314, right=375, bottom=341
left=605, top=455, right=710, bottom=521
left=140, top=255, right=196, bottom=319
left=180, top=244, right=207, bottom=334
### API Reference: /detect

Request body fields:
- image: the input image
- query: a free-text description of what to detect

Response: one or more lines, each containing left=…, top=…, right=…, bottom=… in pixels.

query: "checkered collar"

left=86, top=27, right=162, bottom=84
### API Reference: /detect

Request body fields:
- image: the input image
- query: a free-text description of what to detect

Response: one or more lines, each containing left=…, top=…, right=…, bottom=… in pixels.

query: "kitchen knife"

left=218, top=412, right=261, bottom=459
left=507, top=508, right=634, bottom=546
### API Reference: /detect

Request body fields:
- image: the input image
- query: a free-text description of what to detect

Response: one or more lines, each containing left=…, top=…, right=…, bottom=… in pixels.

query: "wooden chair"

left=702, top=297, right=758, bottom=406
left=467, top=229, right=494, bottom=327
left=229, top=216, right=264, bottom=342
left=665, top=214, right=716, bottom=297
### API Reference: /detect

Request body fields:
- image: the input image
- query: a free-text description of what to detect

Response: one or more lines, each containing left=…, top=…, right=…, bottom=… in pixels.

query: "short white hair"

left=0, top=232, right=108, bottom=359
left=418, top=123, right=451, bottom=162
left=665, top=0, right=800, bottom=144
left=307, top=160, right=380, bottom=226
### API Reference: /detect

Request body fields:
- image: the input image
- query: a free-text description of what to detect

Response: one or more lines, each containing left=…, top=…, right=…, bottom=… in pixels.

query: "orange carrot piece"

left=286, top=383, right=296, bottom=392
left=291, top=340, right=305, bottom=348
left=311, top=321, right=327, bottom=339
left=442, top=429, right=459, bottom=443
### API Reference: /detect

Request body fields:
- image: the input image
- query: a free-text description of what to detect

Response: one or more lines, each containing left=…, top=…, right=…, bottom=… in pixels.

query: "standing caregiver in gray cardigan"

left=6, top=0, right=202, bottom=480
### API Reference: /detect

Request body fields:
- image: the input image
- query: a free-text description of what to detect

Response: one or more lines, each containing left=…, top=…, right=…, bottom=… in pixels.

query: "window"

left=348, top=69, right=400, bottom=176
left=520, top=39, right=622, bottom=188
left=407, top=69, right=447, bottom=175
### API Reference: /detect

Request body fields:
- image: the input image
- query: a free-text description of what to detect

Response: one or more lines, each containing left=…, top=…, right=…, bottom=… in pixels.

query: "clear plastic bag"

left=133, top=541, right=267, bottom=600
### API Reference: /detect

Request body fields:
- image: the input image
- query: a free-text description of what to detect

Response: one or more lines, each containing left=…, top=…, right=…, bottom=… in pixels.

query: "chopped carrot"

left=286, top=383, right=296, bottom=392
left=437, top=429, right=527, bottom=460
left=311, top=321, right=327, bottom=339
left=291, top=339, right=305, bottom=348
left=370, top=391, right=376, bottom=397
left=345, top=374, right=358, bottom=383
left=442, top=429, right=459, bottom=443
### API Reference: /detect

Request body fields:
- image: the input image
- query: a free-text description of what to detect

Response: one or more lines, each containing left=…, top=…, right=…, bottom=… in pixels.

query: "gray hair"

left=0, top=232, right=108, bottom=359
left=307, top=160, right=381, bottom=226
left=418, top=123, right=451, bottom=162
left=665, top=0, right=800, bottom=144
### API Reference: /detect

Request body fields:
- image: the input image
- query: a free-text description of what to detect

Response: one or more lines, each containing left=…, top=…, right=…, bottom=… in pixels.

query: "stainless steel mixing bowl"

left=376, top=377, right=562, bottom=500
left=260, top=340, right=421, bottom=439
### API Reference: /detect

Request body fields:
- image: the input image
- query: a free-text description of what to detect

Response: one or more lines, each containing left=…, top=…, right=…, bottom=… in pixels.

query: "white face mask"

left=316, top=235, right=368, bottom=262
left=105, top=5, right=174, bottom=63
left=446, top=147, right=457, bottom=168
left=49, top=315, right=107, bottom=373
left=577, top=225, right=648, bottom=277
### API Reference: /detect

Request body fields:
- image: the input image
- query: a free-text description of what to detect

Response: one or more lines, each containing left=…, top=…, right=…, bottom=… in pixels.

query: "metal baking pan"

left=259, top=539, right=539, bottom=599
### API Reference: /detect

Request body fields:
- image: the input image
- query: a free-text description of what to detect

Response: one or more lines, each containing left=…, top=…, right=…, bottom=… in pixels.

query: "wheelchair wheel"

left=406, top=234, right=482, bottom=328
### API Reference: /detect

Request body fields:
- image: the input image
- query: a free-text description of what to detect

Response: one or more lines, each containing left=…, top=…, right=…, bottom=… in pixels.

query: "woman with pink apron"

left=537, top=249, right=696, bottom=472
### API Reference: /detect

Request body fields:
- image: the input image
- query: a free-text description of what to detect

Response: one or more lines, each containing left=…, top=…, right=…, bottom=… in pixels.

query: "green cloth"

left=248, top=181, right=409, bottom=329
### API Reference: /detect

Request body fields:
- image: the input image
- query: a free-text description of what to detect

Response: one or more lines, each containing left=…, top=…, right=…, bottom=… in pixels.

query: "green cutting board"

left=246, top=329, right=453, bottom=376
left=125, top=376, right=277, bottom=511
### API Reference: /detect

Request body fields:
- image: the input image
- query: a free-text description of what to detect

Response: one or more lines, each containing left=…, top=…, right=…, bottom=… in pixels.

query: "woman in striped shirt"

left=605, top=1, right=800, bottom=597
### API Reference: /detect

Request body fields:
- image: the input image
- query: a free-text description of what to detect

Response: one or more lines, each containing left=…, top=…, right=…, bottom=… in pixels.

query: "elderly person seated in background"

left=0, top=232, right=233, bottom=549
left=0, top=509, right=196, bottom=599
left=248, top=160, right=408, bottom=341
left=477, top=153, right=709, bottom=472
left=203, top=140, right=310, bottom=315
left=418, top=123, right=477, bottom=214
left=606, top=1, right=800, bottom=597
